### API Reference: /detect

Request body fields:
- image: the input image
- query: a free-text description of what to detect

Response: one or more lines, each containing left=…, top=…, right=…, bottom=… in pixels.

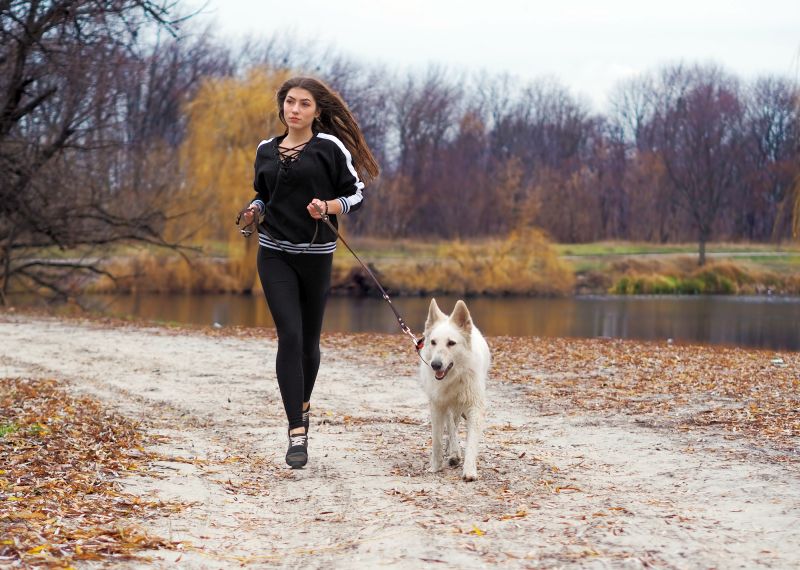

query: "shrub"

left=89, top=251, right=242, bottom=294
left=677, top=277, right=705, bottom=294
left=370, top=229, right=574, bottom=296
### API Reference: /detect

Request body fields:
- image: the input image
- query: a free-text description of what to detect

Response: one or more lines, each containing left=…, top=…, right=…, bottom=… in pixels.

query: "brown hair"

left=277, top=76, right=380, bottom=184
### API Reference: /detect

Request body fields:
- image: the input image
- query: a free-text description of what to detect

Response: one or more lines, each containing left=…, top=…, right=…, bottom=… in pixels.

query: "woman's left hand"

left=307, top=198, right=328, bottom=219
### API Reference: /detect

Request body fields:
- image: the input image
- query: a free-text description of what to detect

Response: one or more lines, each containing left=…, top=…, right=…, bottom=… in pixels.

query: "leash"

left=310, top=203, right=426, bottom=355
left=236, top=203, right=427, bottom=359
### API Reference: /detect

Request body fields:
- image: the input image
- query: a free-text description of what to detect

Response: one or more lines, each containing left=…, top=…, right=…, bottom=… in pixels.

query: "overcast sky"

left=187, top=0, right=800, bottom=111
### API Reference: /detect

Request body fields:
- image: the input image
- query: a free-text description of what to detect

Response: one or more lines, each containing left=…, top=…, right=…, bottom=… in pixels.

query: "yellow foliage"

left=375, top=229, right=574, bottom=296
left=91, top=251, right=243, bottom=294
left=168, top=67, right=291, bottom=291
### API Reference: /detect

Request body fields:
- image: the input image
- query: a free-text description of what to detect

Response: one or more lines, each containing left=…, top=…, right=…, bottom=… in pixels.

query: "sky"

left=187, top=0, right=800, bottom=111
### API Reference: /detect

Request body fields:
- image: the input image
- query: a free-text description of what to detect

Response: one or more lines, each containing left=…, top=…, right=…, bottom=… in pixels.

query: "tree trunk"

left=698, top=228, right=709, bottom=266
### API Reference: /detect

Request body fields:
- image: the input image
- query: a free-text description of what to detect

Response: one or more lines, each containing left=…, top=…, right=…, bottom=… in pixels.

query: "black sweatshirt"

left=251, top=132, right=365, bottom=254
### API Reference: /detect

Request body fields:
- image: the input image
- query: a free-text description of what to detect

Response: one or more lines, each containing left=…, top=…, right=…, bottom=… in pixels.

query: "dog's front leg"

left=461, top=406, right=485, bottom=482
left=445, top=411, right=462, bottom=466
left=429, top=405, right=444, bottom=473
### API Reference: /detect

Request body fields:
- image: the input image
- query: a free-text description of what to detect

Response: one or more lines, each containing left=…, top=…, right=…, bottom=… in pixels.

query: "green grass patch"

left=0, top=422, right=18, bottom=437
left=558, top=240, right=800, bottom=259
left=605, top=257, right=800, bottom=295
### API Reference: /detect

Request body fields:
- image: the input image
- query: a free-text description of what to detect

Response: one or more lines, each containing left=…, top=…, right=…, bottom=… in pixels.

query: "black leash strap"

left=310, top=203, right=425, bottom=353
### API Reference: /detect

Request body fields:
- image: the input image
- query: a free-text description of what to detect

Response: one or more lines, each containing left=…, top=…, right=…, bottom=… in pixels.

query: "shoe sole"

left=286, top=451, right=308, bottom=468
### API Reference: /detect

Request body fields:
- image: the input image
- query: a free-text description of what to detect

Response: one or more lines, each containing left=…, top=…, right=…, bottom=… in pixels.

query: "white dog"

left=419, top=298, right=490, bottom=481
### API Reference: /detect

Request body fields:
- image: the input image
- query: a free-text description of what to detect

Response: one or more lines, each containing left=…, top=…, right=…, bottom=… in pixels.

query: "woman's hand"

left=307, top=198, right=328, bottom=219
left=241, top=207, right=256, bottom=225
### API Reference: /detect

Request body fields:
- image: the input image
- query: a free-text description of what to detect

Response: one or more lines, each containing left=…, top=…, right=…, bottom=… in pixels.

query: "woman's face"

left=283, top=87, right=319, bottom=132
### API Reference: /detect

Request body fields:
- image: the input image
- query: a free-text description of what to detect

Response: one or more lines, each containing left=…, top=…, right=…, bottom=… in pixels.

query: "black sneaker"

left=286, top=430, right=308, bottom=469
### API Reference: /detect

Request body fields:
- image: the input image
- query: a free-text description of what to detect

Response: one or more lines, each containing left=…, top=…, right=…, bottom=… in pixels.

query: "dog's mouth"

left=434, top=362, right=454, bottom=381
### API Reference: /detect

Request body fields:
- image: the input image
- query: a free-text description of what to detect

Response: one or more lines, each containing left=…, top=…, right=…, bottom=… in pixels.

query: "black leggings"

left=257, top=247, right=333, bottom=430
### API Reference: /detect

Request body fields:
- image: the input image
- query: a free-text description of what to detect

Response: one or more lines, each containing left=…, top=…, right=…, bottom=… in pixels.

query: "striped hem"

left=258, top=234, right=337, bottom=254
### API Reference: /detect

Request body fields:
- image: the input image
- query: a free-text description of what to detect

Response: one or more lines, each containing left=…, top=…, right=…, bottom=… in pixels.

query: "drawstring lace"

left=289, top=434, right=307, bottom=447
left=278, top=141, right=308, bottom=165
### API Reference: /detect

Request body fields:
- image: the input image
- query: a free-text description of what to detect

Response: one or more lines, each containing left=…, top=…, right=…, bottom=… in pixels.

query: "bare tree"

left=389, top=67, right=463, bottom=236
left=738, top=76, right=800, bottom=241
left=651, top=64, right=746, bottom=264
left=0, top=0, right=192, bottom=302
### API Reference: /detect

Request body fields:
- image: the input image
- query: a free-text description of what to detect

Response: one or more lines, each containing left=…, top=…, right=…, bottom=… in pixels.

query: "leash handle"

left=235, top=205, right=257, bottom=237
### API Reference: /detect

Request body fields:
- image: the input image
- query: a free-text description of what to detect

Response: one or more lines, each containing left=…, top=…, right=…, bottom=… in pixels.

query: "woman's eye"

left=447, top=340, right=456, bottom=347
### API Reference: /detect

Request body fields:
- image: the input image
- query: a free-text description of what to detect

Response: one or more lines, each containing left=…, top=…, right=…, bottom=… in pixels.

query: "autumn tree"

left=175, top=67, right=290, bottom=290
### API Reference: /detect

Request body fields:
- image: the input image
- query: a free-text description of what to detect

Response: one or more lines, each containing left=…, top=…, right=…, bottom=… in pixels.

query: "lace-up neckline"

left=278, top=139, right=310, bottom=165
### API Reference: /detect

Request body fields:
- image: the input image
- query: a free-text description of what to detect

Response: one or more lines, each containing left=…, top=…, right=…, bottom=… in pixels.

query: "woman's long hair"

left=277, top=77, right=380, bottom=184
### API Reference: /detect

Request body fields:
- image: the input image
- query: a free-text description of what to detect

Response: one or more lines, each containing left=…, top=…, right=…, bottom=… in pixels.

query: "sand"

left=1, top=313, right=798, bottom=569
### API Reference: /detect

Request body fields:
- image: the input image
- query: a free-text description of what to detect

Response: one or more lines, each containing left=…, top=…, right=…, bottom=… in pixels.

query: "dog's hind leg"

left=445, top=411, right=462, bottom=466
left=461, top=406, right=485, bottom=482
left=429, top=405, right=445, bottom=473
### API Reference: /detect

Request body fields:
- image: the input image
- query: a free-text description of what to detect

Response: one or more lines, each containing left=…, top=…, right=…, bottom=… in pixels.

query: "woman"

left=240, top=77, right=379, bottom=468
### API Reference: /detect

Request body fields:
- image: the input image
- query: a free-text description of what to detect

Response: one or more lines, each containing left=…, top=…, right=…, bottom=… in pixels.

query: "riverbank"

left=1, top=312, right=798, bottom=567
left=73, top=239, right=800, bottom=298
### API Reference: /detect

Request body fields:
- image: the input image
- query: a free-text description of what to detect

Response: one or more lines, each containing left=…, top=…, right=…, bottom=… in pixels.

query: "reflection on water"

left=71, top=293, right=800, bottom=351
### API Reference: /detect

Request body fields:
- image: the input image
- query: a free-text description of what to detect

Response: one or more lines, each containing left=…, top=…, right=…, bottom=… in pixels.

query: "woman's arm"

left=317, top=133, right=365, bottom=214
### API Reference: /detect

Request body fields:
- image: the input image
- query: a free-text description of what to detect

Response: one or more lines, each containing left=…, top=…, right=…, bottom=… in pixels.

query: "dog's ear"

left=450, top=299, right=473, bottom=335
left=425, top=298, right=446, bottom=332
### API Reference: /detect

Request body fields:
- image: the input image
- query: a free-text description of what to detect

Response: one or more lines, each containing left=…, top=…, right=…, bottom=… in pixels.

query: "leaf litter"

left=341, top=332, right=799, bottom=461
left=0, top=378, right=190, bottom=567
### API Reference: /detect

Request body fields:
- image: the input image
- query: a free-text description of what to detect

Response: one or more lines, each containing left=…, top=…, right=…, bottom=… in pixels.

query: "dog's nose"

left=431, top=359, right=442, bottom=371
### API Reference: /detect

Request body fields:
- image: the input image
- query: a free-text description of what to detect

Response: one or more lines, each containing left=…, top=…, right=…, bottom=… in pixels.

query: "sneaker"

left=286, top=430, right=308, bottom=469
left=302, top=405, right=311, bottom=434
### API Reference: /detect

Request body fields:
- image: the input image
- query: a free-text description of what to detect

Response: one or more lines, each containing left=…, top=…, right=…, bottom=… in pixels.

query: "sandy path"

left=1, top=314, right=798, bottom=569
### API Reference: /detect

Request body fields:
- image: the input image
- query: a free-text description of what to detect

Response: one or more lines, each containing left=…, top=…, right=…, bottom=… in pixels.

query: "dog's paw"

left=428, top=463, right=444, bottom=473
left=462, top=470, right=478, bottom=482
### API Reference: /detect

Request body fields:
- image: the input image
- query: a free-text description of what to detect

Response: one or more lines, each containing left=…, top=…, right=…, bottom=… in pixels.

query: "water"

left=65, top=293, right=800, bottom=352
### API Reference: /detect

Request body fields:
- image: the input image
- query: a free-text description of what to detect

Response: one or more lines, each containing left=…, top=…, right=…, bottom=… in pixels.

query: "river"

left=65, top=293, right=800, bottom=352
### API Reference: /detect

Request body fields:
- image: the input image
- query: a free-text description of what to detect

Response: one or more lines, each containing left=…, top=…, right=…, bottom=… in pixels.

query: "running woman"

left=239, top=77, right=380, bottom=468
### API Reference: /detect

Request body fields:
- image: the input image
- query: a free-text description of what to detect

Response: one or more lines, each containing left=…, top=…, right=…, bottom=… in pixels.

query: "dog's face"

left=422, top=298, right=473, bottom=381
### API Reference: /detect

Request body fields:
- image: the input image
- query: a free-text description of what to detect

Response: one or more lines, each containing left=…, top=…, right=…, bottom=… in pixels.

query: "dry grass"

left=90, top=251, right=247, bottom=294
left=75, top=238, right=799, bottom=297
left=344, top=229, right=574, bottom=296
left=89, top=231, right=574, bottom=297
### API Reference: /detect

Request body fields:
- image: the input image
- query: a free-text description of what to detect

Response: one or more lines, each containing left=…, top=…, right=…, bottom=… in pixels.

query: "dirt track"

left=1, top=313, right=799, bottom=568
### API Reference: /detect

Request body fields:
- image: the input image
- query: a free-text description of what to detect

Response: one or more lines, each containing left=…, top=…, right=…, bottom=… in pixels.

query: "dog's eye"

left=430, top=340, right=436, bottom=346
left=447, top=340, right=456, bottom=347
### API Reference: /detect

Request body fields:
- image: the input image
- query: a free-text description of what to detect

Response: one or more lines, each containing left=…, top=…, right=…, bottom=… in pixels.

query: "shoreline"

left=4, top=292, right=800, bottom=354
